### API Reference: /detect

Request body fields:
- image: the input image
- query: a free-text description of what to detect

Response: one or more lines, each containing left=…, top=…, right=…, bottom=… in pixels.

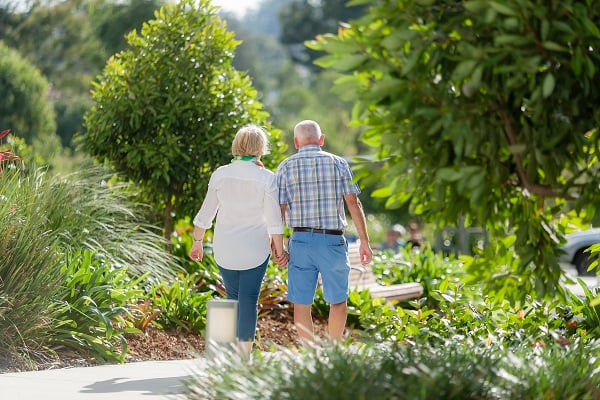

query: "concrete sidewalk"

left=0, top=359, right=204, bottom=400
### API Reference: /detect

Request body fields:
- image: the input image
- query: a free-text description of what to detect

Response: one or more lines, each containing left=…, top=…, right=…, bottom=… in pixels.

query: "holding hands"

left=272, top=249, right=289, bottom=267
left=271, top=237, right=288, bottom=267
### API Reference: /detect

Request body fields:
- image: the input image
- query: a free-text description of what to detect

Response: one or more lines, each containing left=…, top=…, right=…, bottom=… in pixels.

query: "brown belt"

left=293, top=227, right=344, bottom=236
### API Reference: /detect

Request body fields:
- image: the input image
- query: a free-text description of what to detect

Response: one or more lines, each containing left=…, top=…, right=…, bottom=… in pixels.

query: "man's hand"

left=358, top=241, right=373, bottom=266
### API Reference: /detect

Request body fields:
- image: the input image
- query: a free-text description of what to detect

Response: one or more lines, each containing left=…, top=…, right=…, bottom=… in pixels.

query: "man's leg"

left=293, top=303, right=314, bottom=342
left=328, top=301, right=347, bottom=341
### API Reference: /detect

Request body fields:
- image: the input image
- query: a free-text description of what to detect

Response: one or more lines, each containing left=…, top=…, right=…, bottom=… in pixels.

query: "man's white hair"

left=294, top=120, right=322, bottom=141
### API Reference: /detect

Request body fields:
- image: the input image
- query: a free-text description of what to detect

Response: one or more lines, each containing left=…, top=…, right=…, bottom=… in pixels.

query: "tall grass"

left=0, top=170, right=65, bottom=361
left=0, top=167, right=179, bottom=366
left=42, top=166, right=180, bottom=280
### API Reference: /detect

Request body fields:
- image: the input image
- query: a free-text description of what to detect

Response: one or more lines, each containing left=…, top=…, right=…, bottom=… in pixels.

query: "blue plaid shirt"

left=276, top=145, right=360, bottom=231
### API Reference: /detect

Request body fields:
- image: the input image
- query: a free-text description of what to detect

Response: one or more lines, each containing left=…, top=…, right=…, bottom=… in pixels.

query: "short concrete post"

left=205, top=299, right=238, bottom=357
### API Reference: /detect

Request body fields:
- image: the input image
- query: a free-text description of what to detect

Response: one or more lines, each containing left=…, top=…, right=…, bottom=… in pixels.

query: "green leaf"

left=572, top=47, right=583, bottom=76
left=463, top=1, right=488, bottom=13
left=382, top=30, right=415, bottom=51
left=542, top=73, right=555, bottom=98
left=315, top=38, right=362, bottom=54
left=470, top=65, right=483, bottom=88
left=349, top=291, right=362, bottom=305
left=494, top=35, right=530, bottom=46
left=452, top=60, right=477, bottom=81
left=436, top=168, right=463, bottom=182
left=318, top=54, right=369, bottom=71
left=489, top=1, right=516, bottom=16
left=401, top=49, right=422, bottom=75
left=542, top=41, right=569, bottom=52
left=582, top=17, right=600, bottom=37
left=369, top=79, right=402, bottom=103
left=372, top=187, right=392, bottom=198
left=540, top=19, right=550, bottom=41
left=585, top=56, right=596, bottom=78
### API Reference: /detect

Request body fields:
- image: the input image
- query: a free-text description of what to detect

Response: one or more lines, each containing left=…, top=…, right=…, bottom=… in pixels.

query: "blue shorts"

left=287, top=231, right=349, bottom=304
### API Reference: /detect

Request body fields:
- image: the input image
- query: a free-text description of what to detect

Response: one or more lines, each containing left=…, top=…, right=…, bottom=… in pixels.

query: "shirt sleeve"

left=338, top=158, right=361, bottom=195
left=192, top=177, right=219, bottom=229
left=275, top=165, right=288, bottom=205
left=264, top=175, right=284, bottom=234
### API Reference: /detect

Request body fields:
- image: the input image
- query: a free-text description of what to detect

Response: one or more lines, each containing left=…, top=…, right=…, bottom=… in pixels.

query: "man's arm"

left=279, top=204, right=287, bottom=224
left=344, top=194, right=373, bottom=265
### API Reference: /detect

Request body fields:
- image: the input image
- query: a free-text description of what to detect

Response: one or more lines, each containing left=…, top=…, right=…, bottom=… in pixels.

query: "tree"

left=80, top=0, right=286, bottom=240
left=0, top=41, right=58, bottom=147
left=309, top=0, right=600, bottom=299
left=2, top=0, right=164, bottom=148
left=9, top=0, right=106, bottom=93
left=88, top=0, right=165, bottom=57
left=2, top=0, right=107, bottom=148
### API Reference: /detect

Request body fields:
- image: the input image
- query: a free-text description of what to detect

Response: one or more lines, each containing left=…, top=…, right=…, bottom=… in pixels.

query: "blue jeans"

left=218, top=256, right=269, bottom=341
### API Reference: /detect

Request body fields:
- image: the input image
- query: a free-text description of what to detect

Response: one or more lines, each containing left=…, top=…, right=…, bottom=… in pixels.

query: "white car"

left=559, top=228, right=600, bottom=276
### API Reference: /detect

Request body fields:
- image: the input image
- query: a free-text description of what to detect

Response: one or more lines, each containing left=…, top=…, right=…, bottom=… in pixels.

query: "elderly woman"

left=189, top=124, right=288, bottom=355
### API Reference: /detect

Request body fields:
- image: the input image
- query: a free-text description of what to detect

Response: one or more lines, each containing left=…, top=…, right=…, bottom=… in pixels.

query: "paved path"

left=0, top=359, right=204, bottom=400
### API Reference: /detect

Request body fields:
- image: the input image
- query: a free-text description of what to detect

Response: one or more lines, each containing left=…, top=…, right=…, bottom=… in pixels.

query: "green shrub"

left=371, top=245, right=466, bottom=308
left=50, top=250, right=144, bottom=363
left=567, top=281, right=600, bottom=338
left=347, top=254, right=599, bottom=346
left=184, top=340, right=600, bottom=400
left=151, top=273, right=213, bottom=334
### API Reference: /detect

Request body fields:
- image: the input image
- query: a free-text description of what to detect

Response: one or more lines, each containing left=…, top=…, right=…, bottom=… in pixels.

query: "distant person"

left=276, top=119, right=373, bottom=343
left=380, top=224, right=406, bottom=253
left=407, top=222, right=425, bottom=249
left=189, top=124, right=288, bottom=356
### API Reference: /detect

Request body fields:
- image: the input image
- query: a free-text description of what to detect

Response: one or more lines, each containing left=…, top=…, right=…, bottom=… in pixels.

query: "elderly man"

left=276, top=119, right=373, bottom=342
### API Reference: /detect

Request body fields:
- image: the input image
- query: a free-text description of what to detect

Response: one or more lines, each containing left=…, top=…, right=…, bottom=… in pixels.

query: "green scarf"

left=232, top=155, right=257, bottom=162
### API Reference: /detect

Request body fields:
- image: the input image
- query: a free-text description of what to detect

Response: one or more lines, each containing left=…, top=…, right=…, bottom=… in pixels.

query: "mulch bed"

left=0, top=309, right=329, bottom=373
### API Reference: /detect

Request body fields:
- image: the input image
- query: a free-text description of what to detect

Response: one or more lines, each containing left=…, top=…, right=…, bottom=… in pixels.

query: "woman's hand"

left=270, top=236, right=288, bottom=267
left=273, top=250, right=289, bottom=267
left=189, top=241, right=204, bottom=262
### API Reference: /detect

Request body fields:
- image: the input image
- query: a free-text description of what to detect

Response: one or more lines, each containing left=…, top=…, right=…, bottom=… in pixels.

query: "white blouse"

left=193, top=160, right=284, bottom=270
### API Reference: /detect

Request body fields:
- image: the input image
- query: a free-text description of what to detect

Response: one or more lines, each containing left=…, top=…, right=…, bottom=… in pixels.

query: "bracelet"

left=194, top=239, right=202, bottom=242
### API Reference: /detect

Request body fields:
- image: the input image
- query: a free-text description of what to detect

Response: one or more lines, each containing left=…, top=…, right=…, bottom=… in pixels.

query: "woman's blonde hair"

left=231, top=124, right=269, bottom=157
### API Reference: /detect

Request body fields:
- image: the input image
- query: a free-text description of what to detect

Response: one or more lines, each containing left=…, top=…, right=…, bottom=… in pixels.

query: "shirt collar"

left=298, top=144, right=321, bottom=153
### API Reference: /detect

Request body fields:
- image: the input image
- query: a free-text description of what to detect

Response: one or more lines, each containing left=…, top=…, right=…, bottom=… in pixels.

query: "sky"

left=211, top=0, right=261, bottom=17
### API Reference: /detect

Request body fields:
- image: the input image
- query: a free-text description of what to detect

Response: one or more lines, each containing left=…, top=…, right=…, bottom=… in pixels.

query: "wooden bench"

left=348, top=242, right=423, bottom=301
